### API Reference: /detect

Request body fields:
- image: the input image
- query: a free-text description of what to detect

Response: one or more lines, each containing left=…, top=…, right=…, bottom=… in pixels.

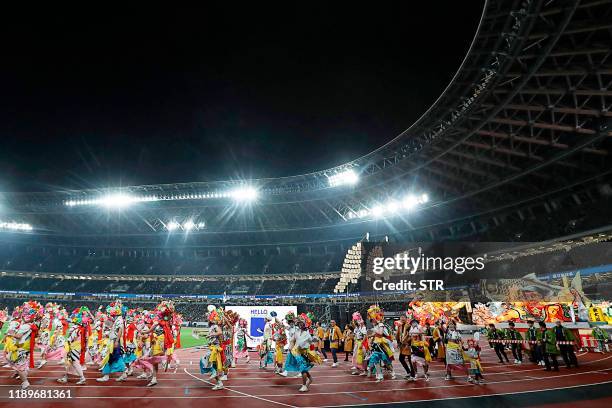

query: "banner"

left=445, top=342, right=465, bottom=366
left=225, top=305, right=297, bottom=348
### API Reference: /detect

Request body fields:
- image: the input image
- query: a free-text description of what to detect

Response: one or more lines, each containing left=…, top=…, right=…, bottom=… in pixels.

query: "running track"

left=1, top=348, right=611, bottom=407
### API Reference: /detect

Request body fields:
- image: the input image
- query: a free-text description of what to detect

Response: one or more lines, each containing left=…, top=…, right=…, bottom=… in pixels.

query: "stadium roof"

left=1, top=0, right=611, bottom=247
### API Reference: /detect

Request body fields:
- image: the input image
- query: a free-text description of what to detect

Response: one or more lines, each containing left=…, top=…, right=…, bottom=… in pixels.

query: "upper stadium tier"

left=1, top=0, right=611, bottom=247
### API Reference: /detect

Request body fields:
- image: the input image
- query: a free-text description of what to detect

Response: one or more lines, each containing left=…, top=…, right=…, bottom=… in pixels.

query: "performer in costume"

left=366, top=305, right=396, bottom=382
left=506, top=321, right=524, bottom=364
left=158, top=301, right=180, bottom=373
left=279, top=311, right=298, bottom=377
left=6, top=301, right=43, bottom=389
left=410, top=331, right=431, bottom=381
left=133, top=310, right=155, bottom=381
left=526, top=320, right=544, bottom=365
left=121, top=309, right=138, bottom=377
left=234, top=318, right=253, bottom=364
left=88, top=309, right=106, bottom=366
left=41, top=309, right=68, bottom=367
left=554, top=320, right=578, bottom=368
left=444, top=321, right=466, bottom=380
left=97, top=301, right=126, bottom=382
left=200, top=305, right=225, bottom=390
left=592, top=325, right=609, bottom=353
left=432, top=321, right=446, bottom=362
left=328, top=319, right=343, bottom=367
left=258, top=312, right=275, bottom=369
left=487, top=323, right=510, bottom=363
left=36, top=302, right=57, bottom=368
left=343, top=324, right=354, bottom=362
left=0, top=308, right=8, bottom=366
left=173, top=313, right=183, bottom=350
left=315, top=322, right=328, bottom=361
left=284, top=313, right=322, bottom=392
left=220, top=308, right=239, bottom=378
left=2, top=307, right=22, bottom=368
left=57, top=306, right=91, bottom=385
left=465, top=338, right=484, bottom=384
left=350, top=312, right=367, bottom=376
left=539, top=321, right=560, bottom=371
left=272, top=313, right=288, bottom=374
left=135, top=302, right=176, bottom=386
left=396, top=314, right=415, bottom=380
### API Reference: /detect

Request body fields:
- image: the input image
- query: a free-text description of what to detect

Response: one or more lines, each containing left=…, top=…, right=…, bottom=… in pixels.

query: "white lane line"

left=182, top=367, right=297, bottom=408
left=308, top=380, right=612, bottom=408
left=1, top=354, right=609, bottom=389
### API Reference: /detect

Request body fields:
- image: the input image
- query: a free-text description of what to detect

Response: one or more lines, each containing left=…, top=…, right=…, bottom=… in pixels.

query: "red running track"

left=0, top=347, right=611, bottom=408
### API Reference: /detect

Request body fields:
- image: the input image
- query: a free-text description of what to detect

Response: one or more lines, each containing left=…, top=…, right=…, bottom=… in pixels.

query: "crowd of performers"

left=0, top=300, right=183, bottom=389
left=1, top=301, right=587, bottom=392
left=198, top=306, right=323, bottom=392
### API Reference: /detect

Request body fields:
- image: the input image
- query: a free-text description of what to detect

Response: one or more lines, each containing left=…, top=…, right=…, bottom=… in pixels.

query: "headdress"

left=11, top=306, right=22, bottom=320
left=367, top=304, right=384, bottom=322
left=126, top=309, right=138, bottom=323
left=285, top=311, right=296, bottom=323
left=106, top=300, right=123, bottom=317
left=296, top=312, right=313, bottom=328
left=70, top=306, right=91, bottom=326
left=352, top=312, right=363, bottom=323
left=238, top=318, right=248, bottom=328
left=156, top=300, right=175, bottom=321
left=223, top=309, right=240, bottom=326
left=0, top=308, right=8, bottom=323
left=172, top=313, right=183, bottom=326
left=22, top=301, right=44, bottom=322
left=207, top=305, right=221, bottom=324
left=143, top=310, right=156, bottom=324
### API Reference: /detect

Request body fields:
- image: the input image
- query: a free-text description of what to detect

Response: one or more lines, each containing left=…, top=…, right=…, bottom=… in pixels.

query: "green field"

left=0, top=326, right=208, bottom=350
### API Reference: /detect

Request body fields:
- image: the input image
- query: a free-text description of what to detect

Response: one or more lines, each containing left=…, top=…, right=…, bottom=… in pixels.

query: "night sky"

left=1, top=3, right=483, bottom=192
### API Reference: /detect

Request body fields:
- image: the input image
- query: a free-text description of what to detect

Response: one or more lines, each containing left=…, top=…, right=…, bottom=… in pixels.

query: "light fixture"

left=386, top=200, right=400, bottom=213
left=402, top=195, right=419, bottom=210
left=229, top=186, right=259, bottom=202
left=0, top=221, right=33, bottom=231
left=166, top=221, right=180, bottom=231
left=327, top=169, right=359, bottom=187
left=345, top=191, right=430, bottom=221
left=371, top=205, right=385, bottom=218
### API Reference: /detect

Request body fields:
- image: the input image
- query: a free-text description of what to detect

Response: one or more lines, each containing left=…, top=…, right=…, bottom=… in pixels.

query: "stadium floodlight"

left=166, top=221, right=180, bottom=231
left=371, top=205, right=385, bottom=218
left=100, top=193, right=137, bottom=209
left=183, top=220, right=195, bottom=231
left=327, top=169, right=359, bottom=187
left=386, top=200, right=400, bottom=213
left=345, top=191, right=430, bottom=221
left=402, top=194, right=419, bottom=210
left=229, top=186, right=259, bottom=202
left=0, top=221, right=33, bottom=231
left=65, top=193, right=158, bottom=208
